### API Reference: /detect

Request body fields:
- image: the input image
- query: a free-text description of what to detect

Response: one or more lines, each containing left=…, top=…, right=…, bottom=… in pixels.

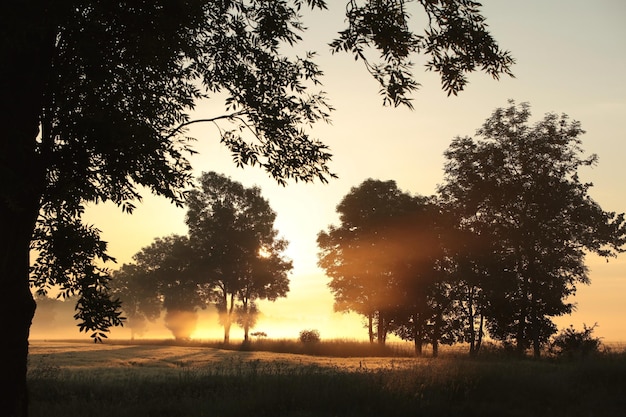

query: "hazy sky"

left=73, top=1, right=626, bottom=343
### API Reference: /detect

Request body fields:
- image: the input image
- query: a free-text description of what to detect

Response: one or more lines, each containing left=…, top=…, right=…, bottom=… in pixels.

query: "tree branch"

left=165, top=111, right=248, bottom=140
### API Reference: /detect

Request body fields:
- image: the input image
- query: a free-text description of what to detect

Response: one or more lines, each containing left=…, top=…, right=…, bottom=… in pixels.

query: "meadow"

left=28, top=339, right=626, bottom=417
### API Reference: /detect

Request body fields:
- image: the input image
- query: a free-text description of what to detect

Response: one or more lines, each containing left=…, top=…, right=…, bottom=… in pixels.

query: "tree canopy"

left=111, top=172, right=291, bottom=342
left=438, top=101, right=626, bottom=356
left=317, top=179, right=436, bottom=346
left=2, top=1, right=513, bottom=414
left=111, top=234, right=206, bottom=340
left=185, top=172, right=292, bottom=343
left=318, top=102, right=625, bottom=357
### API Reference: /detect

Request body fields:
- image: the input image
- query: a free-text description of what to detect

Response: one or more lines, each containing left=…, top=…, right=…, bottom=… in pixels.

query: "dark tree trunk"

left=476, top=313, right=484, bottom=354
left=1, top=2, right=57, bottom=415
left=532, top=316, right=541, bottom=358
left=242, top=299, right=249, bottom=342
left=376, top=312, right=386, bottom=346
left=1, top=229, right=37, bottom=417
left=432, top=312, right=442, bottom=358
left=223, top=293, right=235, bottom=344
left=516, top=312, right=527, bottom=356
left=467, top=299, right=476, bottom=356
left=413, top=315, right=423, bottom=357
left=367, top=313, right=374, bottom=344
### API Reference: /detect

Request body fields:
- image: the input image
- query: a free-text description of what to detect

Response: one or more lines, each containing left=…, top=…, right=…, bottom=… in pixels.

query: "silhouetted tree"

left=318, top=179, right=421, bottom=345
left=386, top=199, right=462, bottom=356
left=110, top=264, right=162, bottom=340
left=438, top=217, right=493, bottom=356
left=185, top=172, right=292, bottom=343
left=236, top=302, right=260, bottom=342
left=112, top=235, right=206, bottom=340
left=2, top=1, right=513, bottom=413
left=238, top=246, right=291, bottom=341
left=438, top=101, right=626, bottom=357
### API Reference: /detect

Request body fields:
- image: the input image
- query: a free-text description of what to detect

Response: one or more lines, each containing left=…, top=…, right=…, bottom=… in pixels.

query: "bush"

left=299, top=329, right=321, bottom=344
left=550, top=323, right=602, bottom=358
left=250, top=331, right=267, bottom=339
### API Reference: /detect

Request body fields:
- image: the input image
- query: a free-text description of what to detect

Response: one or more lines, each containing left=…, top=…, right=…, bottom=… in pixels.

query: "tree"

left=387, top=199, right=460, bottom=357
left=110, top=264, right=162, bottom=340
left=318, top=179, right=418, bottom=344
left=438, top=101, right=626, bottom=357
left=185, top=172, right=292, bottom=343
left=111, top=235, right=207, bottom=340
left=2, top=1, right=512, bottom=414
left=437, top=212, right=494, bottom=356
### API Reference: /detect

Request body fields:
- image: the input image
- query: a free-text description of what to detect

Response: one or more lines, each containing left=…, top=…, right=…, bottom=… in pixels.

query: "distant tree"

left=439, top=214, right=495, bottom=356
left=238, top=246, right=291, bottom=341
left=110, top=264, right=161, bottom=340
left=550, top=323, right=603, bottom=358
left=318, top=179, right=422, bottom=345
left=236, top=302, right=260, bottom=341
left=385, top=199, right=462, bottom=357
left=438, top=101, right=626, bottom=357
left=112, top=235, right=206, bottom=341
left=185, top=172, right=292, bottom=343
left=299, top=329, right=321, bottom=344
left=4, top=1, right=513, bottom=413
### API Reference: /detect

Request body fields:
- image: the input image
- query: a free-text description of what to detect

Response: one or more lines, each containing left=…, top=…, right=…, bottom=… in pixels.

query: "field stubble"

left=27, top=339, right=626, bottom=417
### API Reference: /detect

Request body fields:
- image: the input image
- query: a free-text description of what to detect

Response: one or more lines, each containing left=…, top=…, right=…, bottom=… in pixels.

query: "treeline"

left=110, top=172, right=292, bottom=344
left=318, top=102, right=625, bottom=358
left=109, top=102, right=624, bottom=357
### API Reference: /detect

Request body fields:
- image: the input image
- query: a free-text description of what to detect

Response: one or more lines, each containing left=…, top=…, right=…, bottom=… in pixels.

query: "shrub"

left=250, top=331, right=267, bottom=340
left=550, top=323, right=602, bottom=358
left=299, top=329, right=321, bottom=344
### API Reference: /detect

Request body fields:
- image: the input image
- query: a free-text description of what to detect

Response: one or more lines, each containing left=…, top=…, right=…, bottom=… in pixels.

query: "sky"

left=33, top=1, right=626, bottom=343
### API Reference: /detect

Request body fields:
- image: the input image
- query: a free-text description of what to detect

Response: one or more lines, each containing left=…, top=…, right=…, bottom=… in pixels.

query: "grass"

left=27, top=339, right=626, bottom=417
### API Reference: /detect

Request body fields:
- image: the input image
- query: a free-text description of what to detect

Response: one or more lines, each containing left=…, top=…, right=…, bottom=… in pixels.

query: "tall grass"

left=27, top=340, right=626, bottom=417
left=95, top=337, right=421, bottom=357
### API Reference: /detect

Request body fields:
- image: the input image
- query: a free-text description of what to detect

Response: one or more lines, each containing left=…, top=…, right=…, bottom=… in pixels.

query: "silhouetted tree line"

left=318, top=102, right=625, bottom=358
left=4, top=1, right=514, bottom=414
left=111, top=172, right=292, bottom=343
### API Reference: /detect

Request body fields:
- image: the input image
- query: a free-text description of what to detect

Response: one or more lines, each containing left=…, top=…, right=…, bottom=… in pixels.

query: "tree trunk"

left=476, top=313, right=484, bottom=354
left=467, top=299, right=476, bottom=356
left=1, top=132, right=45, bottom=416
left=414, top=315, right=423, bottom=357
left=223, top=321, right=231, bottom=344
left=242, top=299, right=249, bottom=342
left=531, top=316, right=541, bottom=358
left=516, top=312, right=527, bottom=356
left=1, top=234, right=37, bottom=417
left=432, top=312, right=442, bottom=358
left=243, top=323, right=250, bottom=342
left=223, top=293, right=236, bottom=344
left=367, top=313, right=374, bottom=344
left=1, top=2, right=57, bottom=415
left=376, top=312, right=386, bottom=346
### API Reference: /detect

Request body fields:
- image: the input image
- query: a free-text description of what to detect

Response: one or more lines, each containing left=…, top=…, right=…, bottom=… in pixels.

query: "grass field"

left=27, top=339, right=626, bottom=417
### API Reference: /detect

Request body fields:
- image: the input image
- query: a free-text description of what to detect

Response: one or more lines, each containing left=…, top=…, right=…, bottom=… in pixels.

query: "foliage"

left=550, top=323, right=603, bottom=358
left=317, top=179, right=420, bottom=344
left=317, top=179, right=462, bottom=355
left=299, top=329, right=321, bottom=344
left=14, top=0, right=516, bottom=340
left=4, top=1, right=514, bottom=414
left=111, top=172, right=291, bottom=341
left=330, top=0, right=515, bottom=106
left=438, top=100, right=626, bottom=356
left=185, top=172, right=292, bottom=343
left=27, top=342, right=626, bottom=417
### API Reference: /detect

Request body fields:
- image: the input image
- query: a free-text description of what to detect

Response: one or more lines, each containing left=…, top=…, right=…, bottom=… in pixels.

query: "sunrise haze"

left=32, top=0, right=626, bottom=344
